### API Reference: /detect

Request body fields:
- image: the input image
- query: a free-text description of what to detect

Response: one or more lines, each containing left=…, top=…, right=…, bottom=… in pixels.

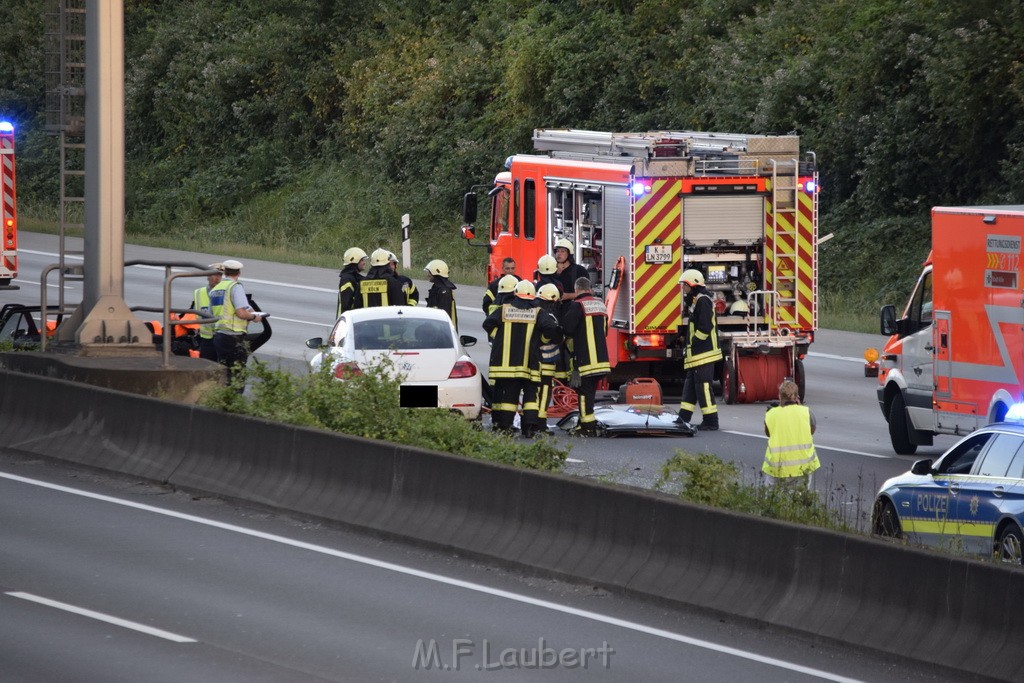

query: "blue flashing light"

left=631, top=181, right=650, bottom=197
left=0, top=121, right=13, bottom=134
left=803, top=180, right=818, bottom=193
left=1005, top=402, right=1024, bottom=424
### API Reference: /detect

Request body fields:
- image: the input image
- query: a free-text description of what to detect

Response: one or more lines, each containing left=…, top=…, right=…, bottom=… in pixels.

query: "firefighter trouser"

left=214, top=332, right=250, bottom=392
left=679, top=363, right=718, bottom=426
left=534, top=375, right=554, bottom=421
left=492, top=378, right=537, bottom=433
left=576, top=375, right=601, bottom=433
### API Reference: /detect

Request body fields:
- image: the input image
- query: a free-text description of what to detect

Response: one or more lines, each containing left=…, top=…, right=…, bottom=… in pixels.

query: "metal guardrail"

left=40, top=259, right=220, bottom=367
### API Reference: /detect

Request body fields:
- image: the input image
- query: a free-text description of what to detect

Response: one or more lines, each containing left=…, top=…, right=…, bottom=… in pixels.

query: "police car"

left=872, top=417, right=1024, bottom=564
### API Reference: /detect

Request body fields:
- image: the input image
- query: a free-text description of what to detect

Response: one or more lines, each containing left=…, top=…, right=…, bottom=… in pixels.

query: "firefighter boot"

left=675, top=409, right=693, bottom=426
left=698, top=413, right=719, bottom=431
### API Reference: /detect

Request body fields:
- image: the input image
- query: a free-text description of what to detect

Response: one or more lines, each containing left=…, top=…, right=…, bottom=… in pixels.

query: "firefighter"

left=553, top=238, right=590, bottom=301
left=483, top=280, right=557, bottom=435
left=482, top=257, right=519, bottom=314
left=210, top=259, right=269, bottom=390
left=356, top=248, right=404, bottom=308
left=487, top=274, right=520, bottom=317
left=534, top=254, right=564, bottom=298
left=387, top=251, right=419, bottom=306
left=561, top=277, right=610, bottom=436
left=529, top=283, right=566, bottom=436
left=337, top=247, right=367, bottom=317
left=191, top=262, right=224, bottom=361
left=424, top=259, right=458, bottom=330
left=677, top=268, right=722, bottom=431
left=763, top=379, right=820, bottom=485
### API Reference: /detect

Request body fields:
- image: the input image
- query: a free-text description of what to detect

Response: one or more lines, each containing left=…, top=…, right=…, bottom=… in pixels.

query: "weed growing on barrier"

left=657, top=450, right=857, bottom=532
left=200, top=360, right=568, bottom=472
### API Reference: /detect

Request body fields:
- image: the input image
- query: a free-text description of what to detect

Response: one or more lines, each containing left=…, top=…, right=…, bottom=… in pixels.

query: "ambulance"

left=876, top=206, right=1024, bottom=454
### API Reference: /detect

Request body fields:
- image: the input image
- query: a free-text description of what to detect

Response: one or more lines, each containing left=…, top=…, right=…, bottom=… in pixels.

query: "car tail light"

left=448, top=360, right=477, bottom=379
left=334, top=361, right=363, bottom=379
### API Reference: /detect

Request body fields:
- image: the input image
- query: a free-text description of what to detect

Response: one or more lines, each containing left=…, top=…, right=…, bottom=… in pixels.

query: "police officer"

left=210, top=259, right=268, bottom=389
left=482, top=257, right=519, bottom=314
left=763, top=379, right=820, bottom=485
left=424, top=259, right=458, bottom=330
left=483, top=280, right=557, bottom=435
left=677, top=269, right=722, bottom=431
left=388, top=251, right=419, bottom=306
left=561, top=277, right=610, bottom=436
left=530, top=283, right=565, bottom=436
left=337, top=247, right=367, bottom=316
left=356, top=248, right=405, bottom=308
left=192, top=262, right=224, bottom=361
left=553, top=238, right=589, bottom=300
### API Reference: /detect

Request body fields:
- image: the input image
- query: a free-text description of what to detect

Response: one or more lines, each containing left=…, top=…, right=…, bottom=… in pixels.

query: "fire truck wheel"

left=722, top=359, right=738, bottom=405
left=888, top=394, right=918, bottom=455
left=872, top=498, right=902, bottom=539
left=794, top=358, right=806, bottom=402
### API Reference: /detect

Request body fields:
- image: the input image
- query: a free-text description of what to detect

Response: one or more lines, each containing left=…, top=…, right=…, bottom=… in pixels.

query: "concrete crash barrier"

left=1, top=368, right=1022, bottom=680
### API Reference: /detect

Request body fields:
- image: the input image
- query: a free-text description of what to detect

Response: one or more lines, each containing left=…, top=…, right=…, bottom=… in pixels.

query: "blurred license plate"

left=401, top=385, right=438, bottom=408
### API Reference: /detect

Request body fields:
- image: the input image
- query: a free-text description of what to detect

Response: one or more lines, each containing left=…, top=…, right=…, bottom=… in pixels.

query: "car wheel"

left=888, top=394, right=917, bottom=455
left=997, top=524, right=1024, bottom=565
left=872, top=498, right=902, bottom=538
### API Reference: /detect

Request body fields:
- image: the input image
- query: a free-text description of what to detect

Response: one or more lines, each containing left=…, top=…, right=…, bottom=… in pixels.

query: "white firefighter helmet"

left=554, top=238, right=574, bottom=256
left=679, top=269, right=705, bottom=287
left=537, top=254, right=557, bottom=275
left=387, top=251, right=399, bottom=264
left=369, top=248, right=391, bottom=267
left=537, top=283, right=560, bottom=302
left=343, top=247, right=368, bottom=266
left=424, top=259, right=450, bottom=278
left=497, top=274, right=519, bottom=294
left=514, top=280, right=536, bottom=299
left=729, top=299, right=749, bottom=316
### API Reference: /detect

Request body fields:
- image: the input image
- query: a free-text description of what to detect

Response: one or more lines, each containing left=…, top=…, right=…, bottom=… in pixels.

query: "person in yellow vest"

left=191, top=262, right=224, bottom=361
left=763, top=379, right=820, bottom=486
left=210, top=259, right=268, bottom=389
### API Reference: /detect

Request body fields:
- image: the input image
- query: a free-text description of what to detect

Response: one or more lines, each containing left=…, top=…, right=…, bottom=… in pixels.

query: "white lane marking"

left=724, top=430, right=892, bottom=459
left=5, top=591, right=196, bottom=643
left=808, top=352, right=869, bottom=364
left=1, top=471, right=862, bottom=683
left=564, top=457, right=585, bottom=464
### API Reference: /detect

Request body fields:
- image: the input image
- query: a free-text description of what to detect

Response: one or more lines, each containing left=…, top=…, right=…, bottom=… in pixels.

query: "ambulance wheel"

left=888, top=394, right=917, bottom=455
left=794, top=358, right=806, bottom=402
left=722, top=359, right=738, bottom=405
left=997, top=524, right=1024, bottom=565
left=872, top=498, right=902, bottom=539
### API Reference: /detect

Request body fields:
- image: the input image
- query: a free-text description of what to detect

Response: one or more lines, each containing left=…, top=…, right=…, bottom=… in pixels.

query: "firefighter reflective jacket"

left=396, top=274, right=419, bottom=306
left=337, top=263, right=362, bottom=316
left=483, top=299, right=557, bottom=380
left=763, top=404, right=820, bottom=478
left=356, top=266, right=404, bottom=308
left=426, top=277, right=458, bottom=331
left=561, top=293, right=610, bottom=377
left=684, top=288, right=722, bottom=369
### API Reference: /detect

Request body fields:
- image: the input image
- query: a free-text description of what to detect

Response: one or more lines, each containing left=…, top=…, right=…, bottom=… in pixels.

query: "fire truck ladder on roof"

left=767, top=157, right=800, bottom=327
left=44, top=0, right=87, bottom=315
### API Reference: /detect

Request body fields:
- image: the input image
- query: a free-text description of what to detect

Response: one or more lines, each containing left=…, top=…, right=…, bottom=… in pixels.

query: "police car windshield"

left=353, top=319, right=454, bottom=351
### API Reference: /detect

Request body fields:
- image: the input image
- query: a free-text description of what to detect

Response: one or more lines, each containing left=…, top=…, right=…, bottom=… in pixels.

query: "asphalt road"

left=0, top=451, right=961, bottom=682
left=6, top=233, right=960, bottom=527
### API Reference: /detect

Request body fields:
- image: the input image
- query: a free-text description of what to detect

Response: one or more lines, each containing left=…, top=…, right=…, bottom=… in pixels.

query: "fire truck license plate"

left=644, top=245, right=672, bottom=264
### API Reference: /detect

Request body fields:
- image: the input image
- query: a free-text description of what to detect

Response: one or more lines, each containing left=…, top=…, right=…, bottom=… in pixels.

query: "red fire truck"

left=461, top=129, right=820, bottom=402
left=0, top=121, right=18, bottom=288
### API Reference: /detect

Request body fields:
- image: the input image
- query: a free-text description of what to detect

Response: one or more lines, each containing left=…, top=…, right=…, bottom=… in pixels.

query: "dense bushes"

left=3, top=0, right=1024, bottom=305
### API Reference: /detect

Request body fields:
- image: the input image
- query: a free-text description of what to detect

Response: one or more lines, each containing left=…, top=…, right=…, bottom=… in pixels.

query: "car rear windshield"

left=353, top=318, right=454, bottom=350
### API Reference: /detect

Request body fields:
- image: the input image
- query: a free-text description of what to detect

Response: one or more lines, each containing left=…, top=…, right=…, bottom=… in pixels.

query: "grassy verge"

left=200, top=360, right=569, bottom=472
left=657, top=450, right=876, bottom=532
